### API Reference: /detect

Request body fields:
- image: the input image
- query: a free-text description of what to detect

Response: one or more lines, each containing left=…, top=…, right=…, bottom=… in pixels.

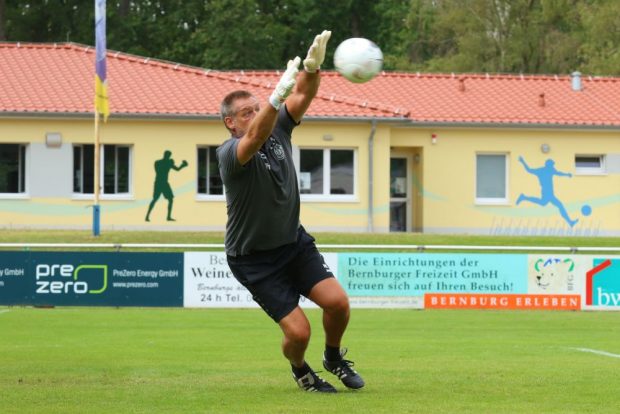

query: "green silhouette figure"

left=145, top=150, right=188, bottom=222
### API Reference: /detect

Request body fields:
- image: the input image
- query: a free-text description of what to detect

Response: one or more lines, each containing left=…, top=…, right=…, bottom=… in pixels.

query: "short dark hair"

left=221, top=90, right=253, bottom=121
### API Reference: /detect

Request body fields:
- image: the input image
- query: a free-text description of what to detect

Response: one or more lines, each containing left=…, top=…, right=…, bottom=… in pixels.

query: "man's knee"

left=280, top=310, right=312, bottom=344
left=310, top=278, right=350, bottom=314
left=323, top=293, right=350, bottom=315
left=284, top=323, right=311, bottom=345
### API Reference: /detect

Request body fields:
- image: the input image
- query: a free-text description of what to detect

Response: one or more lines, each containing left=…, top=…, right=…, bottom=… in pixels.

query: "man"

left=145, top=150, right=188, bottom=222
left=216, top=30, right=364, bottom=393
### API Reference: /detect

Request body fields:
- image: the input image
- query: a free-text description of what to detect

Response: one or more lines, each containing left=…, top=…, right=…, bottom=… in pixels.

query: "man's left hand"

left=303, top=30, right=332, bottom=73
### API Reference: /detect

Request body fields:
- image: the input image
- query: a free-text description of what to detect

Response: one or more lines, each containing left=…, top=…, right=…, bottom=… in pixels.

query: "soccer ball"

left=333, top=38, right=383, bottom=83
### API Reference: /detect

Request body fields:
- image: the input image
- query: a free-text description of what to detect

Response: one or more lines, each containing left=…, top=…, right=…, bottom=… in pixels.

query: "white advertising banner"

left=183, top=252, right=339, bottom=309
left=527, top=254, right=620, bottom=311
left=183, top=252, right=620, bottom=311
left=183, top=252, right=254, bottom=308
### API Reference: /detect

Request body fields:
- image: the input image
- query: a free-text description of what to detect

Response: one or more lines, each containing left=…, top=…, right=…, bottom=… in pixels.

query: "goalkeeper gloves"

left=269, top=56, right=301, bottom=110
left=303, top=30, right=332, bottom=73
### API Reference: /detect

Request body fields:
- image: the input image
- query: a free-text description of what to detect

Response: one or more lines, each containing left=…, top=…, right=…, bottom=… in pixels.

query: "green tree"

left=421, top=0, right=583, bottom=74
left=4, top=0, right=93, bottom=43
left=106, top=0, right=208, bottom=65
left=191, top=0, right=288, bottom=69
left=536, top=0, right=583, bottom=74
left=579, top=0, right=620, bottom=75
left=0, top=0, right=6, bottom=40
left=374, top=0, right=426, bottom=70
left=1, top=0, right=619, bottom=75
left=191, top=0, right=379, bottom=70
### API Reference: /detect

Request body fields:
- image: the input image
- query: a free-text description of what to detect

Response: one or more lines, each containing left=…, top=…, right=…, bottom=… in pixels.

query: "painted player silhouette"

left=145, top=150, right=188, bottom=222
left=516, top=156, right=577, bottom=227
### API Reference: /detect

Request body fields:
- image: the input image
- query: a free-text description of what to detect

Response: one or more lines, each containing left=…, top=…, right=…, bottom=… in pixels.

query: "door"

left=390, top=154, right=413, bottom=232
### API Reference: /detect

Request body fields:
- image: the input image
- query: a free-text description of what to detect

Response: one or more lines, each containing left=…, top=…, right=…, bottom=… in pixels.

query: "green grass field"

left=1, top=230, right=619, bottom=412
left=1, top=307, right=619, bottom=414
left=1, top=229, right=619, bottom=253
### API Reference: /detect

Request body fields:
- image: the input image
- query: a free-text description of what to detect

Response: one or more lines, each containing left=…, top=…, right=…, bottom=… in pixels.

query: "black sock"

left=324, top=345, right=341, bottom=361
left=291, top=362, right=311, bottom=378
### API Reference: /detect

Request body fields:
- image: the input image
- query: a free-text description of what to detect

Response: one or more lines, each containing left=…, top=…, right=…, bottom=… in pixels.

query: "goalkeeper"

left=216, top=30, right=364, bottom=393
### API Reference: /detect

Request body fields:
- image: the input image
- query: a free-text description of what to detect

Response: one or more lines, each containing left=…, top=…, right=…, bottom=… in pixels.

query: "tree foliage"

left=1, top=0, right=619, bottom=75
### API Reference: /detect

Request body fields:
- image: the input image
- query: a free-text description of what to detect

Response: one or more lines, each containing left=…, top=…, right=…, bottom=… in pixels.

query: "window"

left=299, top=149, right=323, bottom=194
left=104, top=145, right=130, bottom=194
left=575, top=155, right=605, bottom=175
left=298, top=148, right=355, bottom=198
left=74, top=144, right=94, bottom=193
left=476, top=153, right=507, bottom=204
left=197, top=147, right=223, bottom=195
left=0, top=144, right=26, bottom=194
left=73, top=144, right=131, bottom=195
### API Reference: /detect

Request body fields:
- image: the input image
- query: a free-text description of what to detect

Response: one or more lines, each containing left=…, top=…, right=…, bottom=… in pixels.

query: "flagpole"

left=93, top=108, right=101, bottom=236
left=93, top=0, right=107, bottom=237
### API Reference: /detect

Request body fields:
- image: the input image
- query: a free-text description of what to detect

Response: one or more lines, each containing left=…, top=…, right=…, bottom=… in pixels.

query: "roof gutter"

left=405, top=120, right=620, bottom=131
left=1, top=112, right=619, bottom=131
left=304, top=116, right=410, bottom=124
left=0, top=112, right=410, bottom=123
left=0, top=112, right=221, bottom=121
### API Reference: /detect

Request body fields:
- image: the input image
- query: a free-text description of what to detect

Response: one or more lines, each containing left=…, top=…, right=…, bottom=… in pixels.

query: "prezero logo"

left=586, top=259, right=619, bottom=306
left=35, top=264, right=108, bottom=294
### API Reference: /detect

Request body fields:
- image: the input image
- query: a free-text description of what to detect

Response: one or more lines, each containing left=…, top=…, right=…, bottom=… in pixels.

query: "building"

left=0, top=43, right=619, bottom=235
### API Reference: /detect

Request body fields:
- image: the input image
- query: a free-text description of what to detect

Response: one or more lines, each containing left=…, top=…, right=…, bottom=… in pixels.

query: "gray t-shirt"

left=216, top=106, right=300, bottom=256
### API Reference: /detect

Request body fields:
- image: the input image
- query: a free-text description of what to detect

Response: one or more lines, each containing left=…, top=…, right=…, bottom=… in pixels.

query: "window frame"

left=72, top=144, right=133, bottom=200
left=196, top=145, right=225, bottom=201
left=575, top=154, right=606, bottom=176
left=295, top=147, right=358, bottom=202
left=103, top=145, right=132, bottom=196
left=0, top=143, right=28, bottom=199
left=475, top=152, right=509, bottom=205
left=73, top=144, right=90, bottom=195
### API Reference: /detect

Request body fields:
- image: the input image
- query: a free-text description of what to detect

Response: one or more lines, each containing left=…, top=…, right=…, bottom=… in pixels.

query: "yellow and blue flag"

left=95, top=0, right=109, bottom=121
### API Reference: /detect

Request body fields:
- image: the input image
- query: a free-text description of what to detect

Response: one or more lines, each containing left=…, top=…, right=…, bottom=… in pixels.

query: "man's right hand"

left=269, top=56, right=301, bottom=110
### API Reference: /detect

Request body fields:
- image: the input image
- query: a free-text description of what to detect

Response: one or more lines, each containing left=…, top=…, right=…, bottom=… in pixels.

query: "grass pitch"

left=1, top=307, right=619, bottom=414
left=1, top=229, right=619, bottom=252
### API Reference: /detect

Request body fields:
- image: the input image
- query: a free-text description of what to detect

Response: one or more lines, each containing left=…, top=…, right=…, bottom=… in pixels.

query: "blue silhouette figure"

left=516, top=156, right=578, bottom=227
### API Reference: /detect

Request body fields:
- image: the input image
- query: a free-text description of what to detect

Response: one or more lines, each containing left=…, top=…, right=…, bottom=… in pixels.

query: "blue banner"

left=338, top=253, right=528, bottom=296
left=0, top=252, right=183, bottom=307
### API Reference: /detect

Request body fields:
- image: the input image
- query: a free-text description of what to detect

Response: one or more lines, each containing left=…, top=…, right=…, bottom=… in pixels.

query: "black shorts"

left=227, top=226, right=334, bottom=322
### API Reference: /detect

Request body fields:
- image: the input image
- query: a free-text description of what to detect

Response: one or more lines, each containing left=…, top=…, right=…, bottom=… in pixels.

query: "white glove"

left=303, top=30, right=332, bottom=73
left=269, top=56, right=301, bottom=110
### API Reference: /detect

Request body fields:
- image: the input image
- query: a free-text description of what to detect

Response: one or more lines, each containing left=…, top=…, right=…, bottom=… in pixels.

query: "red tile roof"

left=2, top=42, right=620, bottom=127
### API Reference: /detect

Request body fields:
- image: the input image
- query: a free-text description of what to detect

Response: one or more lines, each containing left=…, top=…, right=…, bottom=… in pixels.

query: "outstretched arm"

left=236, top=57, right=301, bottom=165
left=236, top=105, right=279, bottom=166
left=172, top=159, right=188, bottom=171
left=518, top=156, right=533, bottom=173
left=286, top=30, right=331, bottom=123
